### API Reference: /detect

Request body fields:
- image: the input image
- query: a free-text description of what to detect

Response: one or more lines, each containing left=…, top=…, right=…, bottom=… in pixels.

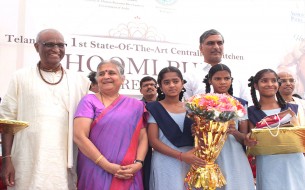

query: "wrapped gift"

left=256, top=108, right=299, bottom=128
left=0, top=119, right=29, bottom=134
left=247, top=125, right=305, bottom=156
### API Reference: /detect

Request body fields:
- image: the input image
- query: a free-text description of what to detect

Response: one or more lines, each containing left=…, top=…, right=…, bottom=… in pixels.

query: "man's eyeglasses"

left=41, top=42, right=67, bottom=49
left=278, top=79, right=296, bottom=84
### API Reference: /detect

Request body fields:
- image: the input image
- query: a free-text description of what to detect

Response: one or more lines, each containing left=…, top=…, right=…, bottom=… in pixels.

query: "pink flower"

left=185, top=93, right=246, bottom=122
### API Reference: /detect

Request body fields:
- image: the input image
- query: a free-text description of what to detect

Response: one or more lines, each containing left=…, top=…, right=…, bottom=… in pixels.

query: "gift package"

left=247, top=109, right=305, bottom=156
left=255, top=108, right=299, bottom=128
left=247, top=125, right=305, bottom=155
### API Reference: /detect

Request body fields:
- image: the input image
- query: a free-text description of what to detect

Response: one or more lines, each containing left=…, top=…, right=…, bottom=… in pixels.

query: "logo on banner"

left=156, top=0, right=177, bottom=5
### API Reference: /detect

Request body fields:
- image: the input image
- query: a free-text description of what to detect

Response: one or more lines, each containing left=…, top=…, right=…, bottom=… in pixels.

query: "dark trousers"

left=143, top=147, right=152, bottom=190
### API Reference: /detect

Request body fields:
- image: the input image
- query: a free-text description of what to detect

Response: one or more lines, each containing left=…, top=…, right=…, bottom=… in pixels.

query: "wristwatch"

left=133, top=159, right=144, bottom=166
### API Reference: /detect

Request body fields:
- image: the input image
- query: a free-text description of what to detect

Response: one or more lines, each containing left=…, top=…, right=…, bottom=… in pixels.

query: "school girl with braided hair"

left=203, top=64, right=255, bottom=190
left=246, top=68, right=305, bottom=190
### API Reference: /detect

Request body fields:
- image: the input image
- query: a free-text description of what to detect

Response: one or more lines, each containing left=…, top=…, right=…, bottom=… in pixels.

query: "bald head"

left=278, top=71, right=293, bottom=79
left=36, top=29, right=64, bottom=42
left=34, top=29, right=66, bottom=69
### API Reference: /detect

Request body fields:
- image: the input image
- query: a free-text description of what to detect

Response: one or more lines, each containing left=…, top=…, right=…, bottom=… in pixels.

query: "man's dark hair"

left=88, top=71, right=97, bottom=84
left=199, top=29, right=224, bottom=44
left=140, top=76, right=157, bottom=88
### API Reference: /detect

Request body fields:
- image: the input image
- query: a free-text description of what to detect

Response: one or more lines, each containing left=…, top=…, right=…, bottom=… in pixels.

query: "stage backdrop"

left=1, top=0, right=305, bottom=99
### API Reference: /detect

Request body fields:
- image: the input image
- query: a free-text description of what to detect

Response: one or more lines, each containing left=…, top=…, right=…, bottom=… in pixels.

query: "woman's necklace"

left=38, top=62, right=64, bottom=85
left=100, top=93, right=120, bottom=106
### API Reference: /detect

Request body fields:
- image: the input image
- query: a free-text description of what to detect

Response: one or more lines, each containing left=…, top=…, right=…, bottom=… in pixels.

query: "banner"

left=0, top=0, right=304, bottom=98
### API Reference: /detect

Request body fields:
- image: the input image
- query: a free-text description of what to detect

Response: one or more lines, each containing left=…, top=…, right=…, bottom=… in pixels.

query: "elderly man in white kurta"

left=0, top=29, right=90, bottom=190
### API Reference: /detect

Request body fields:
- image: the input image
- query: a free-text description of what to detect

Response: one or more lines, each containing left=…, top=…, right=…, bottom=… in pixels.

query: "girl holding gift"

left=146, top=66, right=205, bottom=190
left=203, top=64, right=255, bottom=190
left=246, top=69, right=305, bottom=190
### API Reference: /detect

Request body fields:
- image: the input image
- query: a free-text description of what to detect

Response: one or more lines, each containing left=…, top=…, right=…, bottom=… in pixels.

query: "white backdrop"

left=1, top=0, right=305, bottom=98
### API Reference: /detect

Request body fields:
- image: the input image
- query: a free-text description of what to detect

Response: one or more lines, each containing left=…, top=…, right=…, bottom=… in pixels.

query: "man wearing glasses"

left=0, top=29, right=90, bottom=189
left=278, top=71, right=305, bottom=125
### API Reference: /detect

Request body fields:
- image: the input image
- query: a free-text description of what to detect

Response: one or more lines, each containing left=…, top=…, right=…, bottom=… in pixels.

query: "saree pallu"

left=77, top=95, right=146, bottom=190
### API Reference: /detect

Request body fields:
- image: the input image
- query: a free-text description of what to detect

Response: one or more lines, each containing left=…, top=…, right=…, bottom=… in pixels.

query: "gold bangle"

left=1, top=155, right=12, bottom=160
left=95, top=155, right=103, bottom=164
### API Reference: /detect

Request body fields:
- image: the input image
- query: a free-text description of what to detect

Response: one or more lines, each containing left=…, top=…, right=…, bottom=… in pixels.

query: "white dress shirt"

left=183, top=62, right=252, bottom=105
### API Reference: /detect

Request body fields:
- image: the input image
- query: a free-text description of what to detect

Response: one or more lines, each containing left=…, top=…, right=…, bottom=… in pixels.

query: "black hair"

left=156, top=66, right=185, bottom=101
left=140, top=76, right=157, bottom=89
left=248, top=69, right=286, bottom=110
left=203, top=64, right=233, bottom=95
left=292, top=93, right=302, bottom=99
left=87, top=71, right=97, bottom=84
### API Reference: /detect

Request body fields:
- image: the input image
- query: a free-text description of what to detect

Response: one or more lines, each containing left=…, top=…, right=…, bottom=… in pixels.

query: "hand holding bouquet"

left=184, top=93, right=246, bottom=190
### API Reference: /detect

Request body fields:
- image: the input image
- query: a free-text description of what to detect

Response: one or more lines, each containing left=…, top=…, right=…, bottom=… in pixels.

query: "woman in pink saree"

left=74, top=59, right=148, bottom=190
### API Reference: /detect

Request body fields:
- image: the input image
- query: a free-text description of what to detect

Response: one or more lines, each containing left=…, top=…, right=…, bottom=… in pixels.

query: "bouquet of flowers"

left=185, top=93, right=246, bottom=122
left=184, top=93, right=246, bottom=190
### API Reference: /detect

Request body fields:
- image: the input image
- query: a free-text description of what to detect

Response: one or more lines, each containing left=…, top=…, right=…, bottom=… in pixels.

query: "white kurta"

left=0, top=66, right=90, bottom=190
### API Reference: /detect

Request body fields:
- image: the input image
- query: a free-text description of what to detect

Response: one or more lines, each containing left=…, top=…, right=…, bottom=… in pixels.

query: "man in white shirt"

left=183, top=29, right=250, bottom=103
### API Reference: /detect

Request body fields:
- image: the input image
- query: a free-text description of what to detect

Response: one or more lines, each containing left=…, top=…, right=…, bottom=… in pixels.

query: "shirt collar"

left=202, top=61, right=222, bottom=71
